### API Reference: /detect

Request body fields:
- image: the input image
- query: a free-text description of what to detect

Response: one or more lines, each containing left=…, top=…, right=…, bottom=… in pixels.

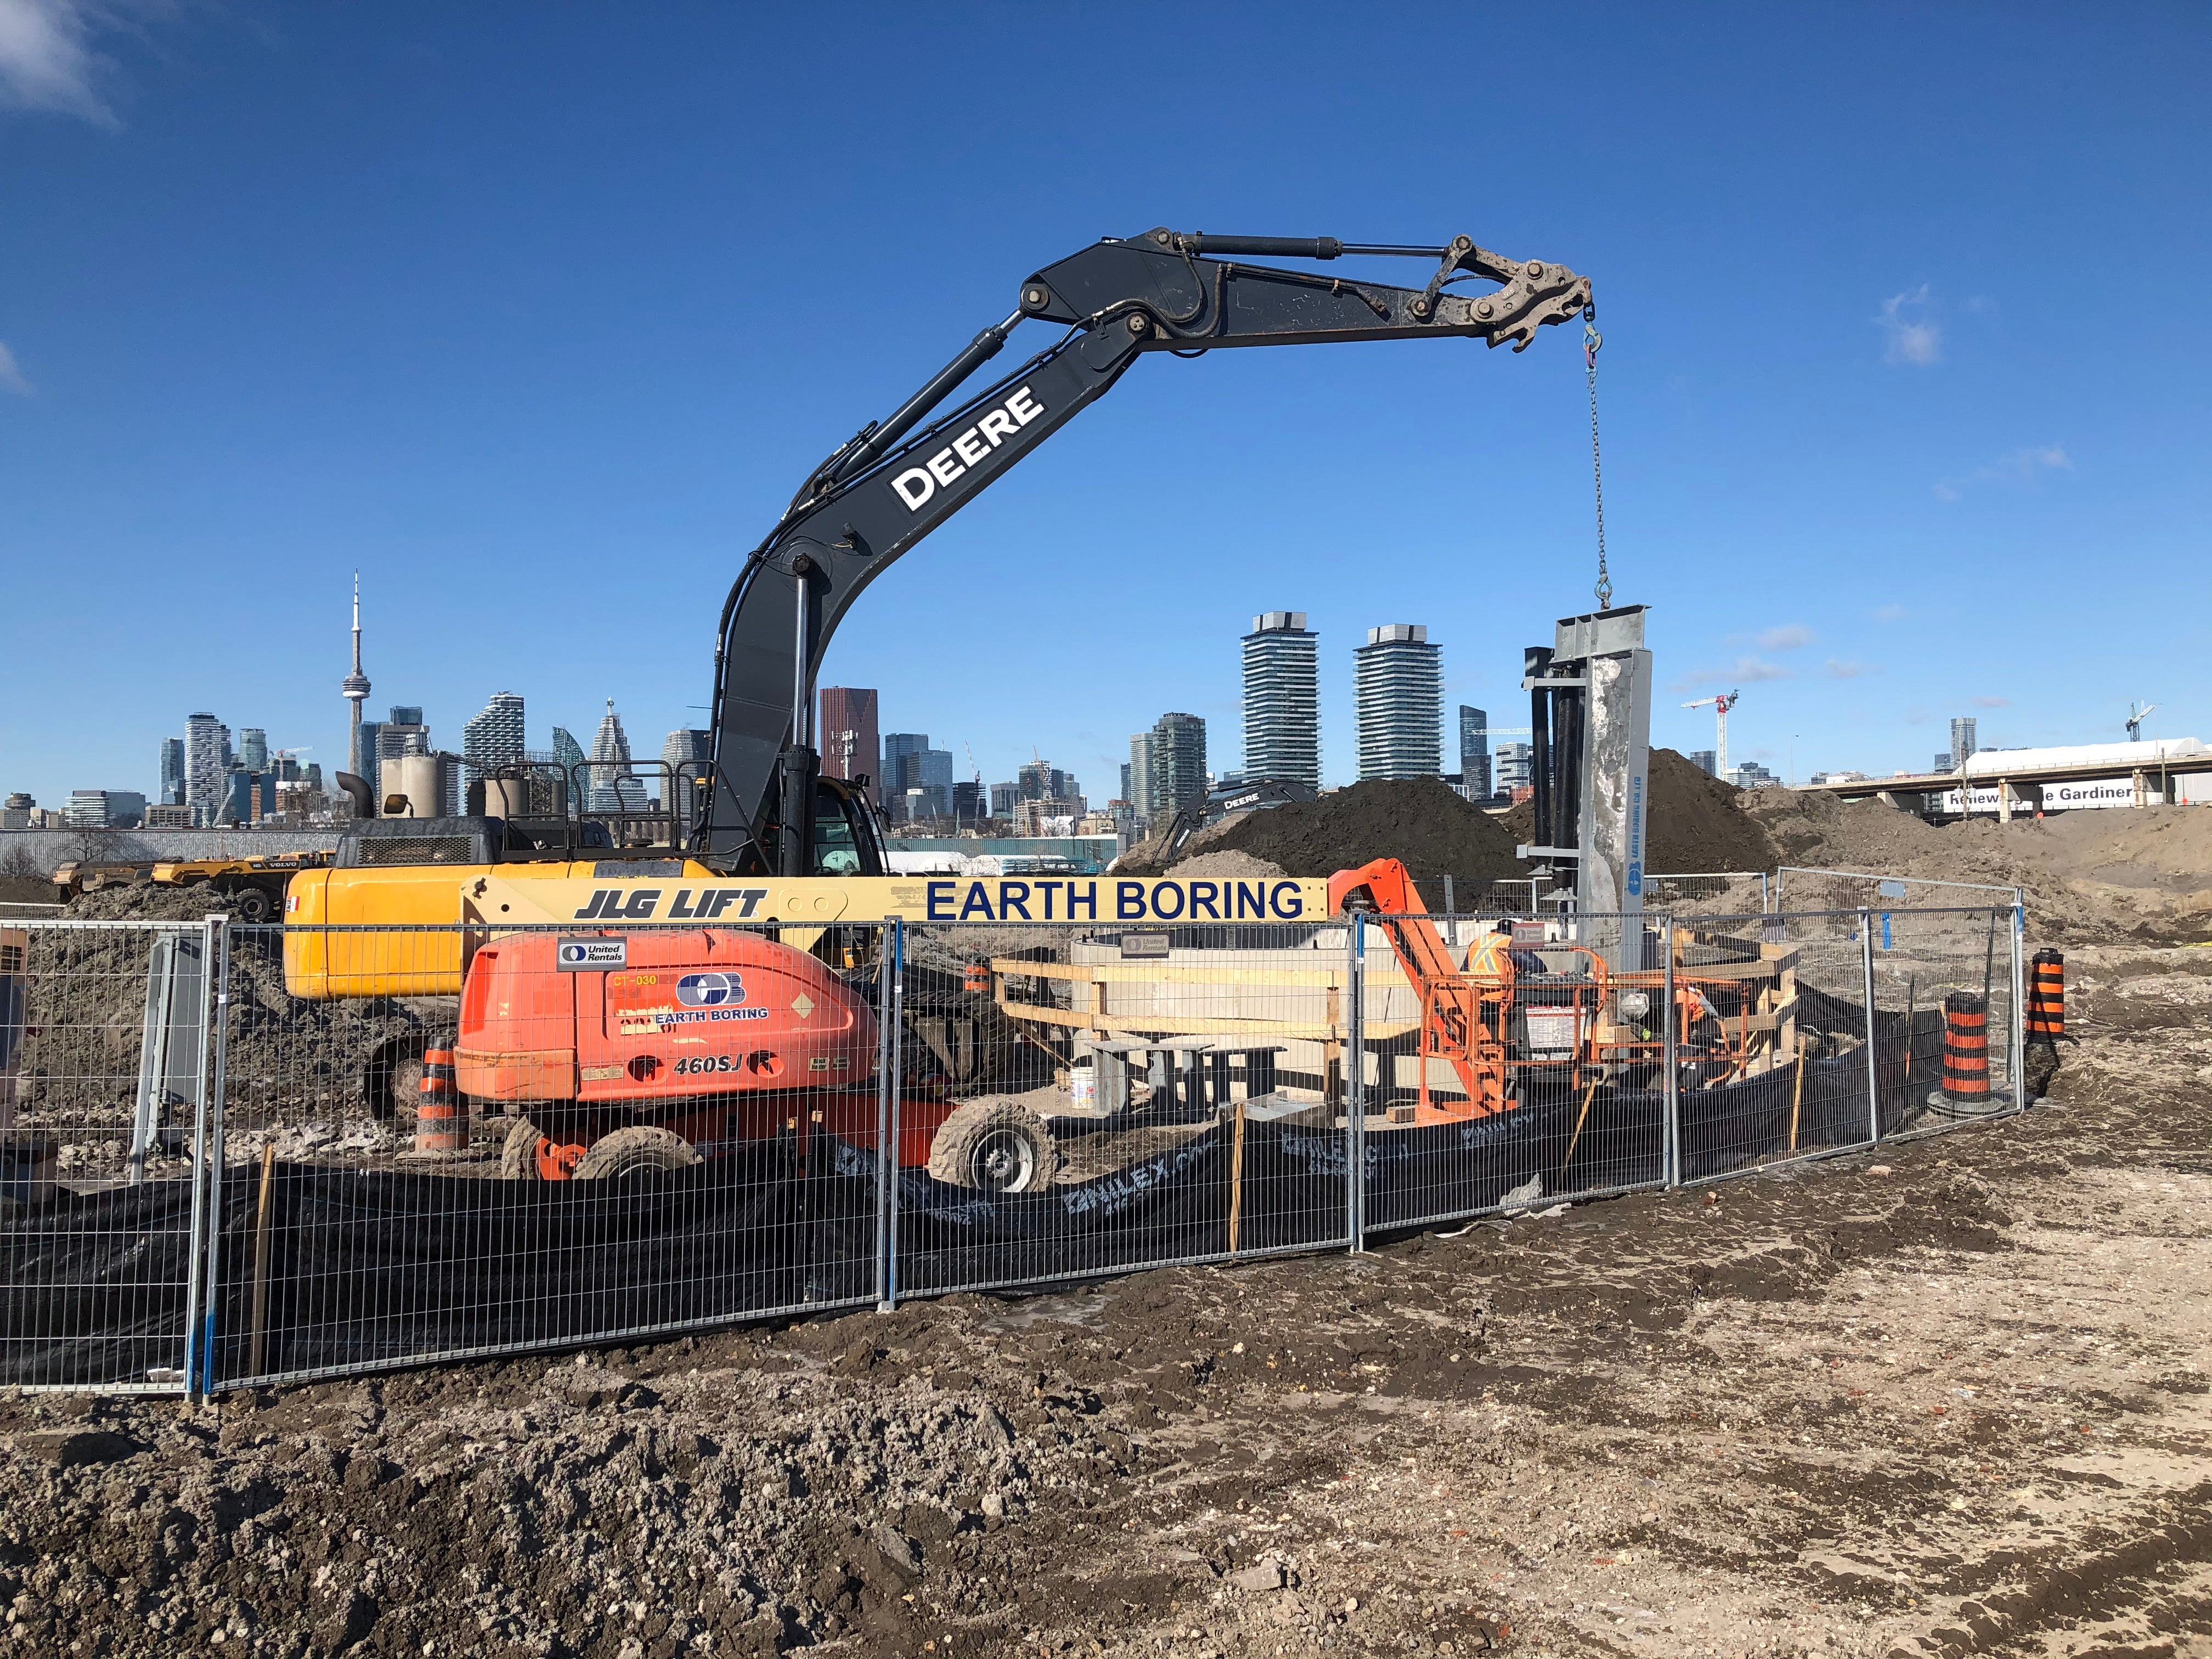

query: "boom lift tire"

left=927, top=1099, right=1061, bottom=1194
left=572, top=1126, right=702, bottom=1183
left=500, top=1116, right=546, bottom=1181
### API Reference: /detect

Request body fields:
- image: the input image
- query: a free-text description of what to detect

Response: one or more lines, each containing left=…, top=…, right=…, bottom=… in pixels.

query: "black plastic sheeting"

left=0, top=1175, right=208, bottom=1387
left=2, top=996, right=1960, bottom=1387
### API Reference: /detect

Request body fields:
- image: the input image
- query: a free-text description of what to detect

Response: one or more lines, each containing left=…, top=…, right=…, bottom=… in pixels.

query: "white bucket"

left=1069, top=1069, right=1096, bottom=1110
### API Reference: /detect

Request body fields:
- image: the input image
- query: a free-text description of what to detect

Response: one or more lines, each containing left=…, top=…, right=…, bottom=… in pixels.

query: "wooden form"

left=1654, top=931, right=1802, bottom=1080
left=986, top=926, right=1810, bottom=1111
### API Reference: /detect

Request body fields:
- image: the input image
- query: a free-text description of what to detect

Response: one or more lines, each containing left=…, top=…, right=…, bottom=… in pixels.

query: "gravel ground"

left=4, top=943, right=2209, bottom=1659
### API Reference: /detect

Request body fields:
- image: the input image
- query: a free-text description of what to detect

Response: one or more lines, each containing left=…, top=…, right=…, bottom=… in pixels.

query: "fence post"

left=1860, top=908, right=1881, bottom=1145
left=2010, top=894, right=2027, bottom=1111
left=878, top=918, right=904, bottom=1312
left=189, top=914, right=232, bottom=1400
left=1662, top=916, right=1680, bottom=1188
left=1760, top=871, right=1771, bottom=913
left=1346, top=912, right=1366, bottom=1253
left=180, top=918, right=219, bottom=1403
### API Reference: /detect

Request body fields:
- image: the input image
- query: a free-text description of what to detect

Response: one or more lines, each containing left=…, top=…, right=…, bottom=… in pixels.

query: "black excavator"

left=312, top=228, right=1588, bottom=902
left=290, top=229, right=1592, bottom=1130
left=703, top=228, right=1590, bottom=878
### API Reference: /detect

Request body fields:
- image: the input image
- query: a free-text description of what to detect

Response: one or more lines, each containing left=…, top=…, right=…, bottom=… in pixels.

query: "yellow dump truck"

left=153, top=850, right=331, bottom=923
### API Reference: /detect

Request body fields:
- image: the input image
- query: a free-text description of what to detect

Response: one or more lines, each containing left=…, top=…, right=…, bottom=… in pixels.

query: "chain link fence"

left=0, top=893, right=2027, bottom=1395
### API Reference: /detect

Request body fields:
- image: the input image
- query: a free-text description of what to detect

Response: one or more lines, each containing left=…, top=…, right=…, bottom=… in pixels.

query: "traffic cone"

left=414, top=1046, right=467, bottom=1153
left=1939, top=992, right=1990, bottom=1109
left=2025, top=950, right=2065, bottom=1042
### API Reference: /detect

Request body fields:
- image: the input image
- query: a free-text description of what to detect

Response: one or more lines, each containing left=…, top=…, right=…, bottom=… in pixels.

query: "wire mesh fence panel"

left=1357, top=911, right=1666, bottom=1231
left=889, top=918, right=1353, bottom=1298
left=1641, top=872, right=1771, bottom=916
left=1774, top=867, right=2020, bottom=918
left=209, top=921, right=891, bottom=1388
left=0, top=920, right=211, bottom=1391
left=1867, top=906, right=2020, bottom=1139
left=1431, top=878, right=1550, bottom=916
left=1672, top=910, right=1883, bottom=1181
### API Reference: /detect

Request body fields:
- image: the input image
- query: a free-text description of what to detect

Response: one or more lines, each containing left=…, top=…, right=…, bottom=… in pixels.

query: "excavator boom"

left=706, top=230, right=1590, bottom=871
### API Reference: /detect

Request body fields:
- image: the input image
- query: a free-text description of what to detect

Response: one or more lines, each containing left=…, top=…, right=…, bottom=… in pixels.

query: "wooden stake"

left=1787, top=1036, right=1809, bottom=1154
left=249, top=1141, right=276, bottom=1378
left=1229, top=1106, right=1248, bottom=1256
left=1227, top=1100, right=1247, bottom=1255
left=1560, top=1072, right=1605, bottom=1176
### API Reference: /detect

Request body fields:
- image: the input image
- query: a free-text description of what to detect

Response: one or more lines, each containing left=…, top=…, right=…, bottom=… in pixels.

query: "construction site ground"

left=4, top=940, right=2208, bottom=1659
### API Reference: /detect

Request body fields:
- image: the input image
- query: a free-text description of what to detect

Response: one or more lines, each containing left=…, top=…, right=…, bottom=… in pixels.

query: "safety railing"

left=0, top=895, right=2029, bottom=1396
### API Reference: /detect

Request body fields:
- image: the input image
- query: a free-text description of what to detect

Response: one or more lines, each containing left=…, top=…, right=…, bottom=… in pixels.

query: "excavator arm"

left=705, top=229, right=1590, bottom=871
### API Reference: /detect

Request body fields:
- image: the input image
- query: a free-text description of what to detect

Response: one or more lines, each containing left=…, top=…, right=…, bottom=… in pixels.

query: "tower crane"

left=2127, top=701, right=2158, bottom=742
left=1681, top=689, right=1740, bottom=777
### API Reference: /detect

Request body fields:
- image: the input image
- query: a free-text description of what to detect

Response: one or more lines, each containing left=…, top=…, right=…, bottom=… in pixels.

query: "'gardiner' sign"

left=1933, top=777, right=2140, bottom=815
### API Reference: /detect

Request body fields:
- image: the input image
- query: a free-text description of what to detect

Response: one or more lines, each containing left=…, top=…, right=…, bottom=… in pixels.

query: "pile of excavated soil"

left=0, top=1339, right=1105, bottom=1658
left=16, top=884, right=429, bottom=1170
left=1497, top=747, right=1777, bottom=876
left=1165, top=848, right=1286, bottom=881
left=1745, top=789, right=2212, bottom=943
left=1120, top=777, right=1525, bottom=883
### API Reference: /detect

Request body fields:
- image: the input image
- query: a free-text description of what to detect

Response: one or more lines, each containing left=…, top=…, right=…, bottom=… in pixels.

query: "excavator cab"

left=743, top=775, right=888, bottom=878
left=813, top=776, right=887, bottom=877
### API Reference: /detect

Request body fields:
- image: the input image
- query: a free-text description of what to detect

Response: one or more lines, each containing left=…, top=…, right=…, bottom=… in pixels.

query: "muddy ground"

left=4, top=941, right=2208, bottom=1659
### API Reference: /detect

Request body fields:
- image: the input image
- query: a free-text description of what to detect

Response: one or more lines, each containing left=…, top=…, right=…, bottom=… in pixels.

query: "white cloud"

left=1933, top=444, right=2071, bottom=502
left=0, top=342, right=29, bottom=396
left=1758, top=623, right=1814, bottom=652
left=1822, top=659, right=1869, bottom=680
left=1879, top=286, right=1941, bottom=365
left=0, top=0, right=117, bottom=125
left=1672, top=656, right=1789, bottom=693
left=1871, top=603, right=1908, bottom=623
left=1972, top=695, right=2011, bottom=709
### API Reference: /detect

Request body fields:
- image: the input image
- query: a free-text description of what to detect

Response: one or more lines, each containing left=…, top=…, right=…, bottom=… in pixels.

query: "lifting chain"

left=1583, top=303, right=1611, bottom=611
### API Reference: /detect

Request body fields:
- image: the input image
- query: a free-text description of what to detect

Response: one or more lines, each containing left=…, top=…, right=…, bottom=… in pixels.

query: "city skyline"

left=20, top=573, right=2175, bottom=822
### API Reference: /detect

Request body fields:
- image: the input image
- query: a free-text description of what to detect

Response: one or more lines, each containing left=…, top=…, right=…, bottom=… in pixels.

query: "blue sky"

left=2, top=3, right=2207, bottom=808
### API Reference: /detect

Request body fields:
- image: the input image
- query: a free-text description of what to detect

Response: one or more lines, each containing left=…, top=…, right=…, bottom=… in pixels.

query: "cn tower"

left=342, top=572, right=371, bottom=779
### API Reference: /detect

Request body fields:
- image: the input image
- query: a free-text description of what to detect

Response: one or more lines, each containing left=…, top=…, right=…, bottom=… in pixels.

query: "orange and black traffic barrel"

left=2025, top=949, right=2065, bottom=1043
left=414, top=1044, right=466, bottom=1153
left=963, top=961, right=990, bottom=996
left=1940, top=991, right=1991, bottom=1107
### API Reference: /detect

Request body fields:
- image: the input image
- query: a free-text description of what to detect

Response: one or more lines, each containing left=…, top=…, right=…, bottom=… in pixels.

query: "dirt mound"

left=1166, top=848, right=1286, bottom=880
left=1745, top=789, right=2212, bottom=943
left=16, top=883, right=432, bottom=1173
left=1123, top=777, right=1526, bottom=883
left=0, top=1325, right=1114, bottom=1659
left=1497, top=748, right=1777, bottom=874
